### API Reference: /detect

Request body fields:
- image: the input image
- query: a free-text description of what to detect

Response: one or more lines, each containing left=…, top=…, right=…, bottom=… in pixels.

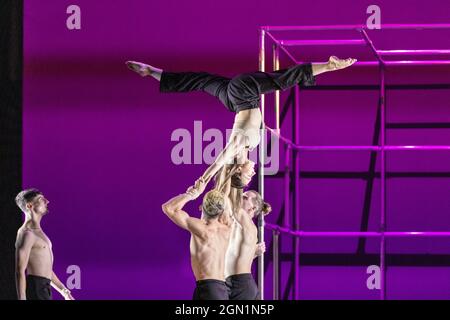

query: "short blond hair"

left=202, top=190, right=225, bottom=219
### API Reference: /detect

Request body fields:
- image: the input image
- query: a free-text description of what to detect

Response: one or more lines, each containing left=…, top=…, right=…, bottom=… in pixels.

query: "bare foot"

left=125, top=61, right=154, bottom=77
left=327, top=56, right=357, bottom=71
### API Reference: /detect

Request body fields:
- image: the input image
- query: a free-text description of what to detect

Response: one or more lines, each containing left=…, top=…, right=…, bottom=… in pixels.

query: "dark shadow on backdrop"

left=0, top=0, right=23, bottom=300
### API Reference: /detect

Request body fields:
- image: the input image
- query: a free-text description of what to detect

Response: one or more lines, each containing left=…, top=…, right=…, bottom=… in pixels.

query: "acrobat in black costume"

left=159, top=63, right=316, bottom=113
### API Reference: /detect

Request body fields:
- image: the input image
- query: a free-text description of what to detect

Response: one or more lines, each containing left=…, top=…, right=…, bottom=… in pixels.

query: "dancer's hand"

left=186, top=178, right=206, bottom=200
left=186, top=186, right=196, bottom=197
left=255, top=242, right=266, bottom=256
left=62, top=288, right=74, bottom=300
left=194, top=178, right=206, bottom=190
left=186, top=187, right=202, bottom=200
left=326, top=56, right=357, bottom=71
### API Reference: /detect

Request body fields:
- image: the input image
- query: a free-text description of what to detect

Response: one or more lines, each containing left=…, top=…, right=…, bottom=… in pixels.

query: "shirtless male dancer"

left=224, top=190, right=271, bottom=300
left=213, top=166, right=270, bottom=299
left=162, top=181, right=232, bottom=300
left=15, top=189, right=74, bottom=300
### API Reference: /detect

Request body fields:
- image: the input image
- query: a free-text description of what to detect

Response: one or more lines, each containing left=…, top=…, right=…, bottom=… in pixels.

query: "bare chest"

left=33, top=231, right=53, bottom=252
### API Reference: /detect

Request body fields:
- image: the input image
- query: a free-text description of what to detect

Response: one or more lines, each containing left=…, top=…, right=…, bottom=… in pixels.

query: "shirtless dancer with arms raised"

left=162, top=181, right=232, bottom=300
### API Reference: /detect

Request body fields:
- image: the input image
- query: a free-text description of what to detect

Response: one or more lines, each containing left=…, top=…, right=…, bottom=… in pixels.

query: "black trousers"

left=26, top=275, right=52, bottom=300
left=192, top=279, right=229, bottom=300
left=160, top=63, right=316, bottom=113
left=225, top=273, right=260, bottom=300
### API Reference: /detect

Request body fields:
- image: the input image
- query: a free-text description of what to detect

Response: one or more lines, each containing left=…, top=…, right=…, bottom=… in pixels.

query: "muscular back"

left=190, top=222, right=231, bottom=281
left=16, top=227, right=54, bottom=279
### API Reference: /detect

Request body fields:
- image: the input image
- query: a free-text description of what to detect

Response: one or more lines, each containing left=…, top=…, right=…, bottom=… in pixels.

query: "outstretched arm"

left=200, top=134, right=247, bottom=186
left=215, top=165, right=232, bottom=198
left=162, top=183, right=208, bottom=237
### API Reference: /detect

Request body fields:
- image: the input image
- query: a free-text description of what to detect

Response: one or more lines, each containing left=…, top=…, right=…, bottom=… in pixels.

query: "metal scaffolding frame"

left=257, top=24, right=450, bottom=300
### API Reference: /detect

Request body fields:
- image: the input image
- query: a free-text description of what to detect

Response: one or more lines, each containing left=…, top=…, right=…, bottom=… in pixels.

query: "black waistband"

left=225, top=273, right=254, bottom=281
left=196, top=279, right=226, bottom=285
left=27, top=274, right=51, bottom=283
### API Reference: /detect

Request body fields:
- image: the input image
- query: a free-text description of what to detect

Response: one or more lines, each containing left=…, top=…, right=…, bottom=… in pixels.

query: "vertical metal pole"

left=360, top=27, right=387, bottom=300
left=258, top=27, right=266, bottom=300
left=273, top=44, right=280, bottom=300
left=273, top=44, right=280, bottom=132
left=284, top=145, right=291, bottom=227
left=278, top=144, right=291, bottom=300
left=380, top=63, right=386, bottom=300
left=273, top=230, right=279, bottom=300
left=293, top=85, right=300, bottom=300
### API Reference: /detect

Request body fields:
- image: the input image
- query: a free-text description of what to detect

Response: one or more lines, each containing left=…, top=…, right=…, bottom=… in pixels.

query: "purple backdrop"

left=24, top=0, right=450, bottom=299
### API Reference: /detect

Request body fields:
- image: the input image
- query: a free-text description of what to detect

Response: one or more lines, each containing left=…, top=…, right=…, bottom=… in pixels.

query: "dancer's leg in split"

left=242, top=56, right=357, bottom=96
left=315, top=56, right=357, bottom=75
left=126, top=60, right=231, bottom=110
left=125, top=61, right=162, bottom=81
left=158, top=71, right=229, bottom=97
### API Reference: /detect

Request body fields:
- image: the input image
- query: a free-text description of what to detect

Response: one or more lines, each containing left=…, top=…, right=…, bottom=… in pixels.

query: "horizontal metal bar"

left=279, top=39, right=365, bottom=46
left=261, top=24, right=450, bottom=32
left=368, top=23, right=450, bottom=30
left=305, top=60, right=450, bottom=67
left=283, top=146, right=379, bottom=151
left=267, top=126, right=450, bottom=150
left=265, top=171, right=450, bottom=179
left=280, top=253, right=450, bottom=267
left=293, top=146, right=450, bottom=151
left=287, top=59, right=450, bottom=67
left=265, top=224, right=450, bottom=237
left=266, top=128, right=450, bottom=150
left=303, top=84, right=450, bottom=90
left=384, top=60, right=450, bottom=66
left=387, top=122, right=450, bottom=129
left=378, top=49, right=450, bottom=56
left=262, top=24, right=365, bottom=31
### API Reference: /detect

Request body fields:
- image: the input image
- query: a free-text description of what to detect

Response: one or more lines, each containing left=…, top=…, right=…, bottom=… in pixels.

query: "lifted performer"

left=126, top=56, right=356, bottom=188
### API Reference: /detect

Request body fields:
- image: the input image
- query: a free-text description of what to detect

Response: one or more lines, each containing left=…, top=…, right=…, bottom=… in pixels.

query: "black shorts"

left=26, top=274, right=52, bottom=300
left=193, top=279, right=229, bottom=300
left=226, top=273, right=260, bottom=300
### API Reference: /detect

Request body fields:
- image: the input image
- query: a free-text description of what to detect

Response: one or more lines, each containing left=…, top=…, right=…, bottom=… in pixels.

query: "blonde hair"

left=201, top=190, right=226, bottom=219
